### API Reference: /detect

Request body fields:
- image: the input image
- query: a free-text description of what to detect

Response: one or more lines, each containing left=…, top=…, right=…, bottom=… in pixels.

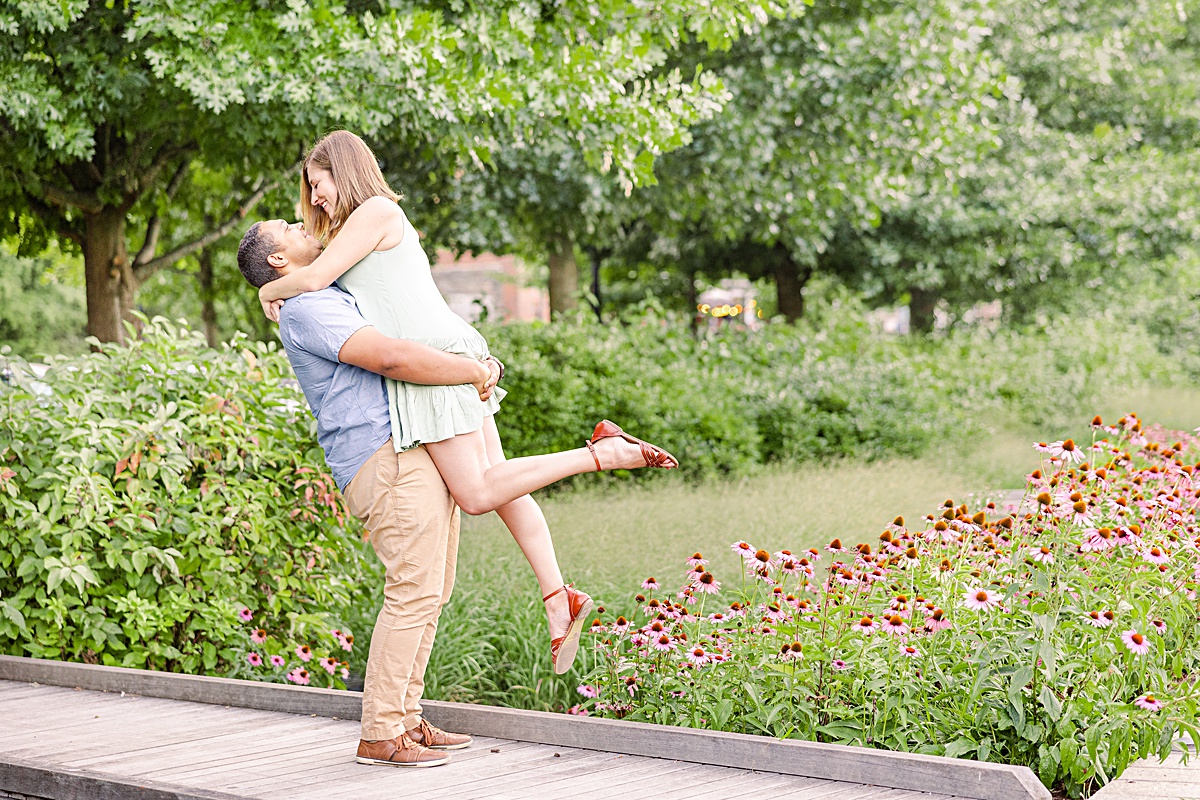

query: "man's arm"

left=338, top=326, right=496, bottom=394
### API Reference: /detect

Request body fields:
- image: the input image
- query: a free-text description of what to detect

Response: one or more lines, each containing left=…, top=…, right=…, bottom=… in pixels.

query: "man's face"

left=265, top=219, right=322, bottom=267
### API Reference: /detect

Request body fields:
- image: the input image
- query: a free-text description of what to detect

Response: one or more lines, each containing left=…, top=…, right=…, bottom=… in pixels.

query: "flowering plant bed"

left=577, top=415, right=1200, bottom=797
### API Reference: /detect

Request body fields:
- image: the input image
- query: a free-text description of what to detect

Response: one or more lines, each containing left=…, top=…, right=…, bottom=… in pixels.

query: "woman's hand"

left=475, top=357, right=502, bottom=401
left=259, top=289, right=285, bottom=323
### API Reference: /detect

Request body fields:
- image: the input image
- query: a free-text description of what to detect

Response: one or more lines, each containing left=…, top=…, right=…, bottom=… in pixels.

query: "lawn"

left=455, top=385, right=1200, bottom=593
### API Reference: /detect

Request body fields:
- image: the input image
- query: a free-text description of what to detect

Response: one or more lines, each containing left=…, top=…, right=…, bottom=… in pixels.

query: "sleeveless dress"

left=336, top=209, right=506, bottom=452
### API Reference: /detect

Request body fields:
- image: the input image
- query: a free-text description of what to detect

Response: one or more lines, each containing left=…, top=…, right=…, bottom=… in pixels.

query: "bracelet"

left=486, top=355, right=505, bottom=381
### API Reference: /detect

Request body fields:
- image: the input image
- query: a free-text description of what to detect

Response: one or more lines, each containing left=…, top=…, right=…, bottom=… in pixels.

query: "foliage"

left=0, top=317, right=375, bottom=678
left=577, top=417, right=1200, bottom=796
left=0, top=0, right=799, bottom=341
left=480, top=301, right=1182, bottom=480
left=0, top=247, right=86, bottom=357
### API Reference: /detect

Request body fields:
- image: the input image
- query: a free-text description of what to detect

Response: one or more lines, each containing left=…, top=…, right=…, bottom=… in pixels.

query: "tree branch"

left=43, top=184, right=104, bottom=215
left=133, top=161, right=191, bottom=266
left=133, top=169, right=293, bottom=280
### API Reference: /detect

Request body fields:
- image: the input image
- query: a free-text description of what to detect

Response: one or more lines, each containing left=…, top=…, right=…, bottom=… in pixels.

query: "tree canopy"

left=1, top=0, right=795, bottom=341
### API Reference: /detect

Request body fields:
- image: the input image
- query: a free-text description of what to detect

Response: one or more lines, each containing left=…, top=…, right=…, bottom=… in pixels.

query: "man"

left=237, top=219, right=492, bottom=768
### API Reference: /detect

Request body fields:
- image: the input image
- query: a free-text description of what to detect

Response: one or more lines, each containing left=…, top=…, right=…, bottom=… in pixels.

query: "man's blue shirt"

left=277, top=288, right=391, bottom=490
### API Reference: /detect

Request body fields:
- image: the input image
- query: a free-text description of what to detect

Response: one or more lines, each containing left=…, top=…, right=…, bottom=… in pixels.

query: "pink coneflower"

left=764, top=603, right=788, bottom=622
left=687, top=647, right=711, bottom=666
left=924, top=608, right=952, bottom=632
left=1122, top=629, right=1151, bottom=655
left=246, top=652, right=262, bottom=667
left=854, top=616, right=877, bottom=635
left=1142, top=547, right=1170, bottom=565
left=341, top=667, right=350, bottom=679
left=1065, top=500, right=1094, bottom=527
left=901, top=645, right=920, bottom=658
left=1151, top=619, right=1167, bottom=635
left=826, top=538, right=846, bottom=554
left=238, top=608, right=253, bottom=622
left=780, top=559, right=801, bottom=575
left=962, top=588, right=1002, bottom=611
left=286, top=668, right=310, bottom=685
left=1033, top=441, right=1055, bottom=454
left=731, top=541, right=755, bottom=559
left=652, top=634, right=676, bottom=652
left=641, top=577, right=659, bottom=591
left=1084, top=610, right=1115, bottom=629
left=1050, top=439, right=1085, bottom=464
left=295, top=645, right=312, bottom=662
left=612, top=616, right=631, bottom=635
left=270, top=654, right=285, bottom=668
left=320, top=656, right=338, bottom=675
left=339, top=633, right=354, bottom=652
left=880, top=615, right=909, bottom=636
left=1134, top=694, right=1163, bottom=711
left=831, top=659, right=849, bottom=671
left=1081, top=527, right=1115, bottom=552
left=566, top=705, right=590, bottom=716
left=1029, top=546, right=1055, bottom=564
left=694, top=572, right=721, bottom=594
left=778, top=642, right=803, bottom=662
left=577, top=684, right=599, bottom=698
left=250, top=628, right=267, bottom=644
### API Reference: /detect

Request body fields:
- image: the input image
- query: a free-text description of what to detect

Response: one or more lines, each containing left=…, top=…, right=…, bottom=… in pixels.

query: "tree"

left=610, top=0, right=1015, bottom=321
left=1, top=0, right=795, bottom=342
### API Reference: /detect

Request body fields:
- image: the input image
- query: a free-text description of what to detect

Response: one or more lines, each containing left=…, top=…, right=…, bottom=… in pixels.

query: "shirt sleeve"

left=279, top=291, right=372, bottom=363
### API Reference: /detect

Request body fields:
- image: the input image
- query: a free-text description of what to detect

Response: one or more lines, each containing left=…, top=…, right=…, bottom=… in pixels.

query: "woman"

left=259, top=131, right=677, bottom=673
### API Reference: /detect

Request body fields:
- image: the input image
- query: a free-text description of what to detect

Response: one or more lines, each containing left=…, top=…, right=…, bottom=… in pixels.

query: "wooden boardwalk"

left=1091, top=749, right=1199, bottom=800
left=0, top=657, right=1050, bottom=800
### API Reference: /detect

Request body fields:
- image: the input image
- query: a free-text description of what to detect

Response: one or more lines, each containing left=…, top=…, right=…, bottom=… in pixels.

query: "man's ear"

left=266, top=252, right=289, bottom=269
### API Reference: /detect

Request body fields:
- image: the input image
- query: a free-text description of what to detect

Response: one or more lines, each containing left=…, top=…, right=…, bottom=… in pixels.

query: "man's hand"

left=259, top=288, right=284, bottom=323
left=475, top=357, right=502, bottom=401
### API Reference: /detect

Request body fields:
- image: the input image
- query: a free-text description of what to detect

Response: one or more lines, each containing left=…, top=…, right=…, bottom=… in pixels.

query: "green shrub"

left=0, top=317, right=377, bottom=680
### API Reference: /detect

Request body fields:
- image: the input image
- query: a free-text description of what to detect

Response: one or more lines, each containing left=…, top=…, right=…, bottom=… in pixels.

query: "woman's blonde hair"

left=301, top=130, right=400, bottom=242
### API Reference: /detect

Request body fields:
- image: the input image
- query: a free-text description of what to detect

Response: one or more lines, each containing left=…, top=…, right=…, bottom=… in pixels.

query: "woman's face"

left=308, top=165, right=338, bottom=219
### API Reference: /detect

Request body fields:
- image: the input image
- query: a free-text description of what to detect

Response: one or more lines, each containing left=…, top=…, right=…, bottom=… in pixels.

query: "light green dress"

left=337, top=209, right=506, bottom=451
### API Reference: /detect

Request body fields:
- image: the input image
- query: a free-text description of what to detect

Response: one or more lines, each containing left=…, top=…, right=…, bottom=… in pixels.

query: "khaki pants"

left=342, top=440, right=459, bottom=741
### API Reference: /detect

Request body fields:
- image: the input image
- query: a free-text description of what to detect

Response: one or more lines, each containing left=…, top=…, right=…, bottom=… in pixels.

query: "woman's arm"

left=259, top=197, right=402, bottom=304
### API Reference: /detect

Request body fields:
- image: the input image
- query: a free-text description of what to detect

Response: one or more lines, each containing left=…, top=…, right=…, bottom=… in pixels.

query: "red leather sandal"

left=543, top=584, right=594, bottom=674
left=586, top=420, right=678, bottom=471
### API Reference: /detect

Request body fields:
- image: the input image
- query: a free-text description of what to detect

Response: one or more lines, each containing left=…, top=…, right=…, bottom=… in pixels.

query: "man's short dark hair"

left=237, top=222, right=281, bottom=288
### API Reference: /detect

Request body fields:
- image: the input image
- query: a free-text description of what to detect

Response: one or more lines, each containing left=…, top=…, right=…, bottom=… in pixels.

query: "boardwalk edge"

left=0, top=753, right=246, bottom=800
left=0, top=655, right=1049, bottom=800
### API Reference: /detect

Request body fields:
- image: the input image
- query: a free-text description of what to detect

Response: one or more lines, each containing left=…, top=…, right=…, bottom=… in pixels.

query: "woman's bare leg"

left=422, top=421, right=654, bottom=516
left=477, top=417, right=571, bottom=639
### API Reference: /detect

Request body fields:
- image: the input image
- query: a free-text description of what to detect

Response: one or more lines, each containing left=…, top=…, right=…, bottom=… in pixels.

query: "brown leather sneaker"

left=356, top=733, right=450, bottom=767
left=406, top=718, right=473, bottom=750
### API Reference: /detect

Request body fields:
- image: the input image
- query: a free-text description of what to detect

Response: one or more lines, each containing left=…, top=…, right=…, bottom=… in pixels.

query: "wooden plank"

left=0, top=656, right=1048, bottom=800
left=132, top=731, right=353, bottom=780
left=313, top=747, right=617, bottom=800
left=0, top=753, right=248, bottom=800
left=544, top=756, right=700, bottom=800
left=415, top=749, right=680, bottom=800
left=149, top=737, right=353, bottom=782
left=237, top=739, right=543, bottom=798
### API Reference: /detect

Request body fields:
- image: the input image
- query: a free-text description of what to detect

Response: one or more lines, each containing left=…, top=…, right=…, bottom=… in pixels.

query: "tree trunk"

left=547, top=230, right=578, bottom=318
left=909, top=286, right=938, bottom=334
left=198, top=247, right=219, bottom=348
left=83, top=207, right=132, bottom=344
left=774, top=255, right=812, bottom=322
